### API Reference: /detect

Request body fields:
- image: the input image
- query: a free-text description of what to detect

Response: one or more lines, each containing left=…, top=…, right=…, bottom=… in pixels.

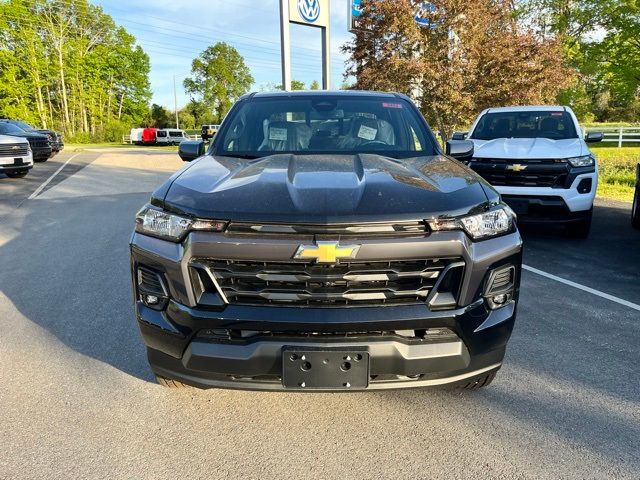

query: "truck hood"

left=158, top=153, right=495, bottom=223
left=0, top=134, right=29, bottom=144
left=470, top=137, right=585, bottom=159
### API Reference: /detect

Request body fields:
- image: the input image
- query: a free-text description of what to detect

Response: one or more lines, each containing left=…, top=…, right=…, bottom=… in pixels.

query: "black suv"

left=130, top=91, right=522, bottom=391
left=0, top=119, right=64, bottom=157
left=0, top=122, right=51, bottom=161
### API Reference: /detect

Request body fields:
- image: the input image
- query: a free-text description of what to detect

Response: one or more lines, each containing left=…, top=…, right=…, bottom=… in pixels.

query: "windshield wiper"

left=222, top=153, right=260, bottom=159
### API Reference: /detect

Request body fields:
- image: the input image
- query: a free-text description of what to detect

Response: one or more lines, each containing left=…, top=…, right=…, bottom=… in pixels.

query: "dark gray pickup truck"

left=130, top=91, right=522, bottom=391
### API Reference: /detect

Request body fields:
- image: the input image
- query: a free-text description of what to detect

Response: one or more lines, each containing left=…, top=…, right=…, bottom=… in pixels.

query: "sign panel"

left=349, top=1, right=437, bottom=32
left=289, top=0, right=330, bottom=28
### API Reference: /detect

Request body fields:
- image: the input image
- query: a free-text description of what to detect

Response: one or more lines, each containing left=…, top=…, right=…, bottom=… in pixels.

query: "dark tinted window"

left=0, top=123, right=26, bottom=134
left=215, top=96, right=436, bottom=158
left=471, top=111, right=577, bottom=140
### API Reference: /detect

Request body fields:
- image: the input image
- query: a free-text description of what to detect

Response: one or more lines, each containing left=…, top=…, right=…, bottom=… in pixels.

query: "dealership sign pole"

left=280, top=0, right=331, bottom=90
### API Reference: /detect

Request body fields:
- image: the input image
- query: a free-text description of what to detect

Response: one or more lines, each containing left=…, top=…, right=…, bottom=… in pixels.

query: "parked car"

left=0, top=134, right=33, bottom=178
left=455, top=106, right=602, bottom=238
left=156, top=129, right=189, bottom=145
left=0, top=119, right=63, bottom=157
left=632, top=163, right=640, bottom=230
left=130, top=128, right=144, bottom=145
left=0, top=122, right=52, bottom=162
left=132, top=90, right=522, bottom=391
left=200, top=124, right=220, bottom=141
left=141, top=127, right=158, bottom=145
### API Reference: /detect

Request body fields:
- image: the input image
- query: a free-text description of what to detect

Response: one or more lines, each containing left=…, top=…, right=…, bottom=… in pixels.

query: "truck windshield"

left=0, top=123, right=26, bottom=134
left=215, top=96, right=436, bottom=159
left=471, top=111, right=578, bottom=140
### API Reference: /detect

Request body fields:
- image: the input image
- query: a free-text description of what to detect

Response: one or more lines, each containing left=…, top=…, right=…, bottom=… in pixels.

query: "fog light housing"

left=577, top=178, right=592, bottom=194
left=137, top=266, right=169, bottom=310
left=484, top=265, right=516, bottom=310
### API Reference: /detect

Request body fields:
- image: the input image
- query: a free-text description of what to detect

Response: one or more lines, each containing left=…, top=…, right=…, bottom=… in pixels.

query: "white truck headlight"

left=567, top=155, right=595, bottom=167
left=428, top=206, right=516, bottom=240
left=135, top=206, right=226, bottom=241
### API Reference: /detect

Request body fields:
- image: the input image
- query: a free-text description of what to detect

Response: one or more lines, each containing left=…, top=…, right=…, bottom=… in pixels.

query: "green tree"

left=0, top=0, right=151, bottom=141
left=183, top=42, right=253, bottom=124
left=147, top=104, right=172, bottom=128
left=343, top=0, right=571, bottom=139
left=309, top=80, right=320, bottom=90
left=177, top=109, right=196, bottom=129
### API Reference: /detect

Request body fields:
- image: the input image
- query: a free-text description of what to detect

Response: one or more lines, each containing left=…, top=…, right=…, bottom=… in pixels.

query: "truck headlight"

left=428, top=206, right=515, bottom=240
left=135, top=206, right=226, bottom=242
left=566, top=155, right=595, bottom=167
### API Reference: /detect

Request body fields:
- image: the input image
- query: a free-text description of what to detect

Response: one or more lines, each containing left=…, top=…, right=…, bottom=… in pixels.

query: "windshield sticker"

left=382, top=102, right=403, bottom=109
left=269, top=127, right=288, bottom=141
left=358, top=125, right=378, bottom=140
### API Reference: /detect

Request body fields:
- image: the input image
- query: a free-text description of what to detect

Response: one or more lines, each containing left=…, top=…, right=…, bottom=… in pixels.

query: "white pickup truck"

left=0, top=134, right=33, bottom=178
left=455, top=106, right=603, bottom=238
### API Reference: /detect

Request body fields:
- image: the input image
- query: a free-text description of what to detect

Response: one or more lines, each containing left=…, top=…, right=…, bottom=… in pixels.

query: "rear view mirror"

left=451, top=131, right=467, bottom=140
left=445, top=140, right=474, bottom=161
left=585, top=131, right=604, bottom=143
left=178, top=140, right=205, bottom=162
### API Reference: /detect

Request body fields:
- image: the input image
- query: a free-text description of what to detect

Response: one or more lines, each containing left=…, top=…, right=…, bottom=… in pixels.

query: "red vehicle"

left=142, top=128, right=158, bottom=145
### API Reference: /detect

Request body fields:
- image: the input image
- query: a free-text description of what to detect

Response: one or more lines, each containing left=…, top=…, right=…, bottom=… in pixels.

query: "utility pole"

left=173, top=75, right=179, bottom=129
left=279, top=0, right=292, bottom=91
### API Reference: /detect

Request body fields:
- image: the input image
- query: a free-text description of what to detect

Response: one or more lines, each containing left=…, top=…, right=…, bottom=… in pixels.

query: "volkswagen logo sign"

left=298, top=0, right=320, bottom=23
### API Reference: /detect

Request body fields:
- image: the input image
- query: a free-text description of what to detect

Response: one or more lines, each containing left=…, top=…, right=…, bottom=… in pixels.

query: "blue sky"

left=97, top=0, right=354, bottom=109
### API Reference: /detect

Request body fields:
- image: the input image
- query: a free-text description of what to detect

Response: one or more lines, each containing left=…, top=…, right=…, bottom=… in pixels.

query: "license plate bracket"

left=282, top=347, right=369, bottom=389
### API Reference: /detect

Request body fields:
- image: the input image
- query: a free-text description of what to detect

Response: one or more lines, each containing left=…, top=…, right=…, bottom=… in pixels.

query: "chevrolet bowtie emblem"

left=11, top=145, right=19, bottom=150
left=294, top=241, right=360, bottom=263
left=506, top=164, right=527, bottom=172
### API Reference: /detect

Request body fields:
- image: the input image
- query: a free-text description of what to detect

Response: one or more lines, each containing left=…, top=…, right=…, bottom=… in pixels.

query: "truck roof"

left=251, top=90, right=398, bottom=99
left=485, top=106, right=569, bottom=113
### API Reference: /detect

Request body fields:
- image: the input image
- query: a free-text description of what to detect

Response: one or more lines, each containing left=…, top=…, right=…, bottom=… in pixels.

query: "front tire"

left=632, top=183, right=640, bottom=229
left=156, top=375, right=195, bottom=389
left=566, top=208, right=593, bottom=238
left=461, top=370, right=498, bottom=390
left=5, top=170, right=28, bottom=178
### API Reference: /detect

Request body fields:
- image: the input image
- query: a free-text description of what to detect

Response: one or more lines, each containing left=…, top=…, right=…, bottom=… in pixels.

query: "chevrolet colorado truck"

left=130, top=91, right=522, bottom=391
left=455, top=106, right=602, bottom=238
left=0, top=134, right=32, bottom=178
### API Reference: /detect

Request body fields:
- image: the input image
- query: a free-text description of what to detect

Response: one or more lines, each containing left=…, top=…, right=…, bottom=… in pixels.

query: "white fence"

left=585, top=126, right=640, bottom=147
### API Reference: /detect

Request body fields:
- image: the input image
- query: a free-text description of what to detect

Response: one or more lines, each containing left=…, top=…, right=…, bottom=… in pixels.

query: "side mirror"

left=585, top=131, right=604, bottom=143
left=446, top=140, right=474, bottom=161
left=451, top=131, right=467, bottom=140
left=178, top=140, right=205, bottom=162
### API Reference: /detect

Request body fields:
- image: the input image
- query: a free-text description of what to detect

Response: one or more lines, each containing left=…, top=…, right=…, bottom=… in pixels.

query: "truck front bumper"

left=131, top=229, right=522, bottom=391
left=139, top=300, right=515, bottom=391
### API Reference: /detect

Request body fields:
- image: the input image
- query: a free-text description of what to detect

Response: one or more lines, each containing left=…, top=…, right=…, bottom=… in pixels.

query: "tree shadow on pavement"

left=0, top=167, right=167, bottom=382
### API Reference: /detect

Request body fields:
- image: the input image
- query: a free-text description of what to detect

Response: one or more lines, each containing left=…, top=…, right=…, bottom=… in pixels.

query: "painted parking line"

left=27, top=152, right=81, bottom=200
left=523, top=264, right=640, bottom=312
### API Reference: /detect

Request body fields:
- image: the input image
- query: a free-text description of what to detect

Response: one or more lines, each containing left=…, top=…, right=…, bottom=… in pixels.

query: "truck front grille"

left=470, top=158, right=569, bottom=188
left=28, top=139, right=50, bottom=149
left=0, top=143, right=29, bottom=156
left=191, top=258, right=464, bottom=308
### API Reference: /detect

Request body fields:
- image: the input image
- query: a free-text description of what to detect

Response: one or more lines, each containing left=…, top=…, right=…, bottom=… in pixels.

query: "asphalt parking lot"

left=1, top=149, right=638, bottom=479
